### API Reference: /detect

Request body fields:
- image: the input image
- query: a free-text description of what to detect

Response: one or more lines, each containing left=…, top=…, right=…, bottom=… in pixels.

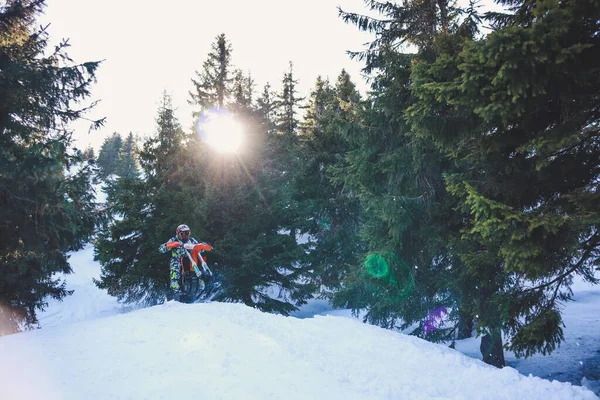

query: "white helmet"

left=176, top=224, right=191, bottom=240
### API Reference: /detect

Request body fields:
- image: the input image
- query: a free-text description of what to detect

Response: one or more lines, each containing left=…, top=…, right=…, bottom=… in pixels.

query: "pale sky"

left=41, top=0, right=374, bottom=151
left=41, top=0, right=501, bottom=151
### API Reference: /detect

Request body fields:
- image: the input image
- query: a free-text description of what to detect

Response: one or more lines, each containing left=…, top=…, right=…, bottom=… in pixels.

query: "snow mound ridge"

left=1, top=301, right=597, bottom=400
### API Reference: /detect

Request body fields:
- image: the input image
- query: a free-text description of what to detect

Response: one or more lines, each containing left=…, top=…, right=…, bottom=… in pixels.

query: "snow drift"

left=0, top=301, right=596, bottom=399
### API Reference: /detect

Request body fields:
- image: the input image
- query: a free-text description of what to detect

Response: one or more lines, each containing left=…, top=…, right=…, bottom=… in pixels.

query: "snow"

left=1, top=300, right=598, bottom=399
left=95, top=182, right=108, bottom=204
left=447, top=277, right=600, bottom=390
left=1, top=276, right=599, bottom=399
left=294, top=277, right=600, bottom=394
left=507, top=285, right=600, bottom=386
left=37, top=244, right=122, bottom=328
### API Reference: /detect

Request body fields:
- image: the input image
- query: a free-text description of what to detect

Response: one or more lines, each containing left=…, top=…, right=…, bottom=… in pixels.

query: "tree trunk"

left=437, top=0, right=449, bottom=34
left=480, top=327, right=505, bottom=368
left=457, top=310, right=473, bottom=339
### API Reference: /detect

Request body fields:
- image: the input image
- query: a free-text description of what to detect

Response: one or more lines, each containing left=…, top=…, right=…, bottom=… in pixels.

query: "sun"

left=197, top=110, right=244, bottom=153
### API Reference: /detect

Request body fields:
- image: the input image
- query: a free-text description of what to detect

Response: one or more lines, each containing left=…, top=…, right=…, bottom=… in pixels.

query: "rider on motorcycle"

left=159, top=224, right=212, bottom=299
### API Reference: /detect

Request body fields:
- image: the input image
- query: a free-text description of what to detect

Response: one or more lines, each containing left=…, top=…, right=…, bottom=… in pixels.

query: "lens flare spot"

left=423, top=306, right=448, bottom=334
left=197, top=109, right=244, bottom=153
left=364, top=252, right=415, bottom=301
left=364, top=253, right=389, bottom=279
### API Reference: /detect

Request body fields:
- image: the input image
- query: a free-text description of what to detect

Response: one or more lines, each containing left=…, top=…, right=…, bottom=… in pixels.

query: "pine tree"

left=296, top=72, right=365, bottom=292
left=95, top=93, right=198, bottom=305
left=116, top=132, right=139, bottom=179
left=82, top=146, right=96, bottom=162
left=96, top=132, right=123, bottom=179
left=189, top=33, right=233, bottom=113
left=0, top=0, right=103, bottom=334
left=257, top=82, right=276, bottom=135
left=197, top=65, right=313, bottom=314
left=333, top=0, right=473, bottom=345
left=275, top=62, right=303, bottom=136
left=408, top=0, right=600, bottom=363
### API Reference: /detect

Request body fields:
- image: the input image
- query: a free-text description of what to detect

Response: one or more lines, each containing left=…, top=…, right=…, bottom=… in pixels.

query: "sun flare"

left=198, top=111, right=244, bottom=153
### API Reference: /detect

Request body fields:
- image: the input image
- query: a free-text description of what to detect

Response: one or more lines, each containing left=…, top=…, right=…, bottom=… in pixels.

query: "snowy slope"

left=15, top=243, right=600, bottom=399
left=509, top=287, right=600, bottom=387
left=446, top=278, right=600, bottom=392
left=1, top=301, right=598, bottom=400
left=37, top=183, right=121, bottom=328
left=37, top=244, right=122, bottom=328
left=292, top=281, right=600, bottom=394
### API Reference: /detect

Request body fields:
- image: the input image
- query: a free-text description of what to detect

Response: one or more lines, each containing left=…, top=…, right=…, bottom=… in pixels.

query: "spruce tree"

left=0, top=0, right=103, bottom=334
left=82, top=146, right=96, bottom=162
left=200, top=137, right=314, bottom=313
left=96, top=132, right=123, bottom=179
left=96, top=42, right=315, bottom=313
left=195, top=63, right=313, bottom=314
left=269, top=62, right=305, bottom=237
left=189, top=33, right=233, bottom=113
left=334, top=0, right=472, bottom=343
left=116, top=132, right=139, bottom=179
left=95, top=93, right=199, bottom=304
left=334, top=53, right=457, bottom=337
left=408, top=0, right=600, bottom=363
left=230, top=69, right=254, bottom=114
left=339, top=0, right=451, bottom=66
left=256, top=83, right=276, bottom=135
left=275, top=62, right=303, bottom=136
left=296, top=72, right=365, bottom=292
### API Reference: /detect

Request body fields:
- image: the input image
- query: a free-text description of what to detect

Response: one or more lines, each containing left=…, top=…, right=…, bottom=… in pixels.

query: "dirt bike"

left=178, top=242, right=214, bottom=303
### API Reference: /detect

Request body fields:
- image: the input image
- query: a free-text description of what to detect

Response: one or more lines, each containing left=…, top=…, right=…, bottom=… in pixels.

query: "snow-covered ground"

left=1, top=183, right=598, bottom=399
left=509, top=286, right=600, bottom=393
left=1, top=298, right=597, bottom=399
left=37, top=244, right=122, bottom=328
left=451, top=279, right=600, bottom=394
left=291, top=280, right=600, bottom=395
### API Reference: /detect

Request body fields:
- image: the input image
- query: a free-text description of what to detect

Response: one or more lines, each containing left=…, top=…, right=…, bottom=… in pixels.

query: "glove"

left=165, top=241, right=180, bottom=249
left=183, top=242, right=195, bottom=250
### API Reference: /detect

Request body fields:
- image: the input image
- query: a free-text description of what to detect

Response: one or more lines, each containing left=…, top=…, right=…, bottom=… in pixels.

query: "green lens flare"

left=364, top=252, right=415, bottom=300
left=364, top=253, right=390, bottom=279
